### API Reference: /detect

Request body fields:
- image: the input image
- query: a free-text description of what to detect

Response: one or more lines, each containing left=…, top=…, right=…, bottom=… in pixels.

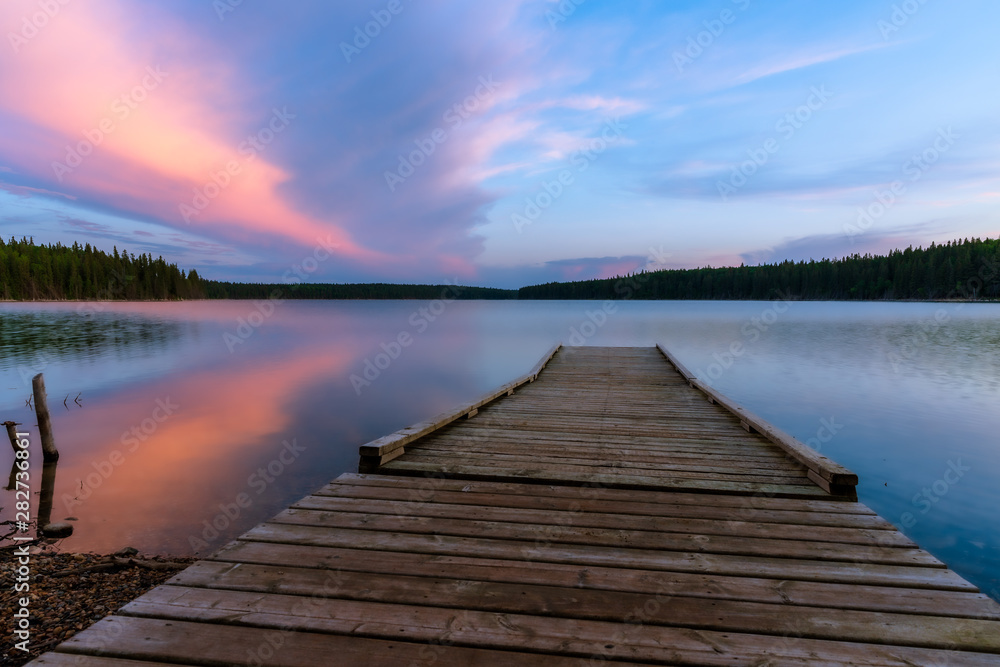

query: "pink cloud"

left=0, top=0, right=381, bottom=262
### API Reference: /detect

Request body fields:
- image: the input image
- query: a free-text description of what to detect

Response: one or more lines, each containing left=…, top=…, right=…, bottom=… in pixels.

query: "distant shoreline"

left=4, top=236, right=998, bottom=302
left=2, top=297, right=997, bottom=304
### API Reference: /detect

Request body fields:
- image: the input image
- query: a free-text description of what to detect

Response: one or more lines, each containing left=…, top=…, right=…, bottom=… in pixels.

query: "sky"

left=1, top=0, right=998, bottom=288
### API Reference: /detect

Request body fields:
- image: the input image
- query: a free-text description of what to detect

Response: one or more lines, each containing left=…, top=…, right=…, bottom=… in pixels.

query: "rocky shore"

left=1, top=548, right=193, bottom=666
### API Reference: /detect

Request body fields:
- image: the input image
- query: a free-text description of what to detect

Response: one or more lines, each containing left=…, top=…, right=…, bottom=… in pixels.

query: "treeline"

left=0, top=237, right=205, bottom=301
left=203, top=282, right=516, bottom=299
left=519, top=237, right=1000, bottom=301
left=5, top=235, right=999, bottom=302
left=0, top=238, right=516, bottom=301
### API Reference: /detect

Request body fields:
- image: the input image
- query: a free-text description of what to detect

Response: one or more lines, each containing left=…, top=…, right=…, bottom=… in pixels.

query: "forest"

left=0, top=238, right=514, bottom=300
left=2, top=236, right=998, bottom=302
left=518, top=237, right=1000, bottom=301
left=0, top=237, right=204, bottom=300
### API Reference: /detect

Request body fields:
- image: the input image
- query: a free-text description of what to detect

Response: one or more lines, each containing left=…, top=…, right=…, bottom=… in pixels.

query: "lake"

left=1, top=299, right=997, bottom=601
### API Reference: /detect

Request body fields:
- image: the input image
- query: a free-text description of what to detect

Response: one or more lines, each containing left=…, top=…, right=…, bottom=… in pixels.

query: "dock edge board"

left=357, top=343, right=562, bottom=471
left=655, top=343, right=858, bottom=498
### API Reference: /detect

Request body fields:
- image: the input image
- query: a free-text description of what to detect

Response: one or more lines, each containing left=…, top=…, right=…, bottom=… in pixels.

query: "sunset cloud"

left=1, top=0, right=998, bottom=284
left=0, top=0, right=377, bottom=262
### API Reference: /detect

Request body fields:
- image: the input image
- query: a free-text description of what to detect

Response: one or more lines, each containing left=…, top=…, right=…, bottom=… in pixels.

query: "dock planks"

left=29, top=346, right=1000, bottom=666
left=377, top=346, right=844, bottom=498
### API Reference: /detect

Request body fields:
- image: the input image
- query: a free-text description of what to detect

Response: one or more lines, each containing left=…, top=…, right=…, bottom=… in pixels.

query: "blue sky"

left=1, top=0, right=998, bottom=287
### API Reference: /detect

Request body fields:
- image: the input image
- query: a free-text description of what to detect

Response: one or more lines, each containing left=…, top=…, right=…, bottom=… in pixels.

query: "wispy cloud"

left=733, top=42, right=890, bottom=86
left=532, top=95, right=647, bottom=115
left=62, top=217, right=114, bottom=234
left=0, top=181, right=77, bottom=200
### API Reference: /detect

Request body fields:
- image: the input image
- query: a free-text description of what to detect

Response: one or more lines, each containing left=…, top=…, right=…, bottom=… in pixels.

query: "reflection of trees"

left=0, top=311, right=189, bottom=369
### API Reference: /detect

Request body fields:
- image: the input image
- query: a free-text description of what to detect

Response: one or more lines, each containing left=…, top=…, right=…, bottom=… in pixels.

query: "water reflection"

left=0, top=300, right=997, bottom=601
left=3, top=418, right=67, bottom=539
left=36, top=461, right=58, bottom=529
left=0, top=301, right=509, bottom=557
left=0, top=307, right=188, bottom=368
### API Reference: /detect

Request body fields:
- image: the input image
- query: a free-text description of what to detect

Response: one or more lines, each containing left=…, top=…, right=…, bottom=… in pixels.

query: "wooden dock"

left=29, top=346, right=1000, bottom=666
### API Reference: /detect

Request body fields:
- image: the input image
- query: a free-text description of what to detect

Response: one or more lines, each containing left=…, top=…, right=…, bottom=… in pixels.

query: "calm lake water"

left=1, top=300, right=998, bottom=600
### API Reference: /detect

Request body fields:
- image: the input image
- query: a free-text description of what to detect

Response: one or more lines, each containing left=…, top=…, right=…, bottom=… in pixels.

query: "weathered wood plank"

left=316, top=481, right=896, bottom=529
left=27, top=657, right=198, bottom=667
left=164, top=563, right=1000, bottom=651
left=414, top=431, right=801, bottom=460
left=409, top=447, right=803, bottom=474
left=268, top=508, right=940, bottom=566
left=209, top=541, right=1000, bottom=619
left=380, top=460, right=833, bottom=498
left=122, top=586, right=1000, bottom=666
left=291, top=494, right=915, bottom=546
left=395, top=449, right=812, bottom=485
left=333, top=472, right=879, bottom=514
left=53, top=617, right=612, bottom=667
left=240, top=523, right=975, bottom=589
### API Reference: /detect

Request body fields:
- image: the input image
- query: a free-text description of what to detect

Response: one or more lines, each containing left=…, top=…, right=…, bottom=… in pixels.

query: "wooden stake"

left=31, top=373, right=59, bottom=462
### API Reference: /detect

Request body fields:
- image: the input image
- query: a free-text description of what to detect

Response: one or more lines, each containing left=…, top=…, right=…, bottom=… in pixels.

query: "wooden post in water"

left=31, top=374, right=59, bottom=462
